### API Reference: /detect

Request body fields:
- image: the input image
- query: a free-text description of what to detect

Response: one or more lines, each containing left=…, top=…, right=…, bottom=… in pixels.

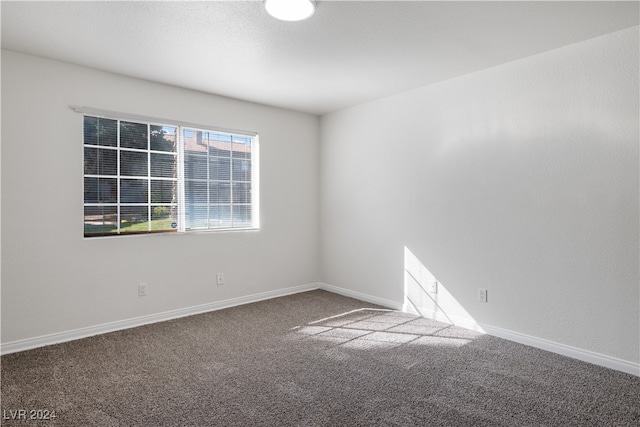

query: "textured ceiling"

left=2, top=1, right=638, bottom=115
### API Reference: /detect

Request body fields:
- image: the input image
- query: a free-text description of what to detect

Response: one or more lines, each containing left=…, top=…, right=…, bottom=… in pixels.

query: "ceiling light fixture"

left=265, top=0, right=316, bottom=22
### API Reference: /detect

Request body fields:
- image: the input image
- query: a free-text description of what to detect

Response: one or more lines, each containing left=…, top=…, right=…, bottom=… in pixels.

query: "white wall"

left=320, top=27, right=639, bottom=364
left=1, top=50, right=320, bottom=343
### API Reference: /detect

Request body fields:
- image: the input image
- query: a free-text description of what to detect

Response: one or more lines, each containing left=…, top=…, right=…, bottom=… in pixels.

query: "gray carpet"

left=1, top=290, right=639, bottom=426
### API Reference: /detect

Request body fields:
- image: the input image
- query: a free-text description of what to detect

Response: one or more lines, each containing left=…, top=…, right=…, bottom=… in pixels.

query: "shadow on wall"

left=403, top=246, right=484, bottom=333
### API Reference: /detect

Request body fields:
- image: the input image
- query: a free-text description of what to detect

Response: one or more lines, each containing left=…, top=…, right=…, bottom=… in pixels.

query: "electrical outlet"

left=428, top=280, right=438, bottom=293
left=138, top=283, right=148, bottom=297
left=216, top=273, right=224, bottom=286
left=478, top=288, right=487, bottom=303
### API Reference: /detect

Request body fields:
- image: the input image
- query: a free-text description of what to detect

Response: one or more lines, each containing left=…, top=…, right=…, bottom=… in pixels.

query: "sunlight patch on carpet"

left=291, top=308, right=482, bottom=350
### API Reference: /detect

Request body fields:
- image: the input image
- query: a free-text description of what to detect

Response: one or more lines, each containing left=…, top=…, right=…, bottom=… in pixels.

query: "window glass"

left=151, top=180, right=176, bottom=204
left=150, top=125, right=177, bottom=152
left=210, top=205, right=232, bottom=228
left=151, top=206, right=177, bottom=231
left=120, top=151, right=148, bottom=177
left=84, top=117, right=117, bottom=147
left=233, top=205, right=252, bottom=228
left=184, top=154, right=207, bottom=180
left=120, top=121, right=148, bottom=150
left=232, top=182, right=252, bottom=204
left=84, top=147, right=117, bottom=176
left=150, top=153, right=177, bottom=178
left=210, top=158, right=231, bottom=181
left=84, top=177, right=117, bottom=203
left=84, top=205, right=117, bottom=236
left=232, top=158, right=251, bottom=182
left=186, top=206, right=208, bottom=230
left=185, top=181, right=208, bottom=204
left=120, top=179, right=148, bottom=203
left=83, top=115, right=256, bottom=237
left=209, top=182, right=231, bottom=203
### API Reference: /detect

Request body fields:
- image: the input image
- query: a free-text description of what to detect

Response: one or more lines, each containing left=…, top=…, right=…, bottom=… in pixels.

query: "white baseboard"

left=401, top=298, right=640, bottom=377
left=318, top=282, right=403, bottom=310
left=320, top=284, right=639, bottom=377
left=0, top=283, right=320, bottom=356
left=3, top=283, right=638, bottom=377
left=481, top=324, right=640, bottom=377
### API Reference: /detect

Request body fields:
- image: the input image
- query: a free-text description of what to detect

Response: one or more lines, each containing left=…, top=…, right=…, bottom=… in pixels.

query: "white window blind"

left=183, top=128, right=254, bottom=230
left=82, top=111, right=258, bottom=237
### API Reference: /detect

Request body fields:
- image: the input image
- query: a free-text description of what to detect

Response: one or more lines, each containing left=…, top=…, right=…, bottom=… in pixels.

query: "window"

left=183, top=129, right=254, bottom=230
left=82, top=112, right=258, bottom=237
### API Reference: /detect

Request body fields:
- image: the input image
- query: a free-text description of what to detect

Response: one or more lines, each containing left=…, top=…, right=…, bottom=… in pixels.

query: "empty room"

left=1, top=1, right=639, bottom=425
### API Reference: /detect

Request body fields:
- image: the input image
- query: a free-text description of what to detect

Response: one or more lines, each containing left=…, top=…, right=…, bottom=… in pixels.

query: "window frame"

left=77, top=106, right=259, bottom=238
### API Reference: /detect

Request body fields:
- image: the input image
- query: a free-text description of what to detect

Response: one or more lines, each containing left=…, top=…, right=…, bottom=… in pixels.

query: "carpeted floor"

left=1, top=289, right=639, bottom=426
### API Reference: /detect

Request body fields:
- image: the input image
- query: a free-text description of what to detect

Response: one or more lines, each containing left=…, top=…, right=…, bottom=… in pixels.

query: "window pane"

left=209, top=182, right=231, bottom=203
left=232, top=182, right=252, bottom=204
left=120, top=206, right=149, bottom=233
left=151, top=205, right=178, bottom=231
left=232, top=159, right=251, bottom=182
left=150, top=153, right=176, bottom=178
left=120, top=151, right=148, bottom=177
left=120, top=121, right=148, bottom=150
left=150, top=125, right=177, bottom=152
left=121, top=178, right=148, bottom=203
left=84, top=147, right=97, bottom=175
left=84, top=177, right=117, bottom=203
left=208, top=132, right=232, bottom=157
left=183, top=129, right=207, bottom=155
left=84, top=147, right=117, bottom=176
left=84, top=206, right=117, bottom=236
left=185, top=180, right=207, bottom=204
left=210, top=157, right=230, bottom=181
left=210, top=205, right=231, bottom=228
left=151, top=180, right=176, bottom=204
left=232, top=135, right=251, bottom=159
left=84, top=116, right=117, bottom=147
left=186, top=206, right=208, bottom=229
left=184, top=154, right=207, bottom=180
left=233, top=205, right=252, bottom=228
